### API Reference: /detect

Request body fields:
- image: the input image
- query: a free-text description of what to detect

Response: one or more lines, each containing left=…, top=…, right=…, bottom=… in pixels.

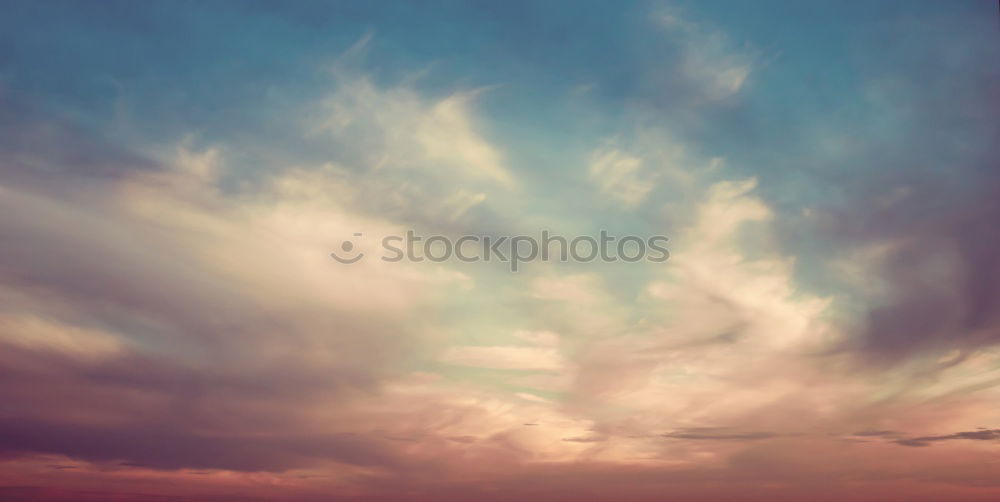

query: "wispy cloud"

left=1, top=2, right=998, bottom=500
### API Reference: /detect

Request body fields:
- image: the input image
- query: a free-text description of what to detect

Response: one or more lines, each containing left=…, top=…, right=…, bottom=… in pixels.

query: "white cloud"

left=657, top=8, right=754, bottom=101
left=0, top=315, right=123, bottom=360
left=319, top=77, right=513, bottom=187
left=588, top=148, right=655, bottom=208
left=513, top=330, right=560, bottom=347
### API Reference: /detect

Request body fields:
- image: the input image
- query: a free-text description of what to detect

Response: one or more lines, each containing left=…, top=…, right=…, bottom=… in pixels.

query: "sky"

left=0, top=1, right=998, bottom=500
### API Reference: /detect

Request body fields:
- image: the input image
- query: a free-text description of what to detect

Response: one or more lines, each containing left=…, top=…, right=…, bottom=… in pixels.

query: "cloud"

left=588, top=148, right=655, bottom=208
left=893, top=429, right=1000, bottom=448
left=662, top=430, right=777, bottom=441
left=1, top=5, right=999, bottom=500
left=654, top=8, right=755, bottom=103
left=832, top=173, right=1000, bottom=363
left=764, top=8, right=1000, bottom=366
left=0, top=417, right=399, bottom=472
left=0, top=315, right=123, bottom=361
left=318, top=75, right=514, bottom=188
left=852, top=430, right=896, bottom=437
left=513, top=330, right=560, bottom=347
left=440, top=346, right=566, bottom=371
left=0, top=128, right=469, bottom=472
left=562, top=436, right=605, bottom=443
left=0, top=97, right=158, bottom=182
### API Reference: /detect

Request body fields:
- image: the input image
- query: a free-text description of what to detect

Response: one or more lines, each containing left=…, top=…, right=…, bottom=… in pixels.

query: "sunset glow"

left=1, top=1, right=999, bottom=500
